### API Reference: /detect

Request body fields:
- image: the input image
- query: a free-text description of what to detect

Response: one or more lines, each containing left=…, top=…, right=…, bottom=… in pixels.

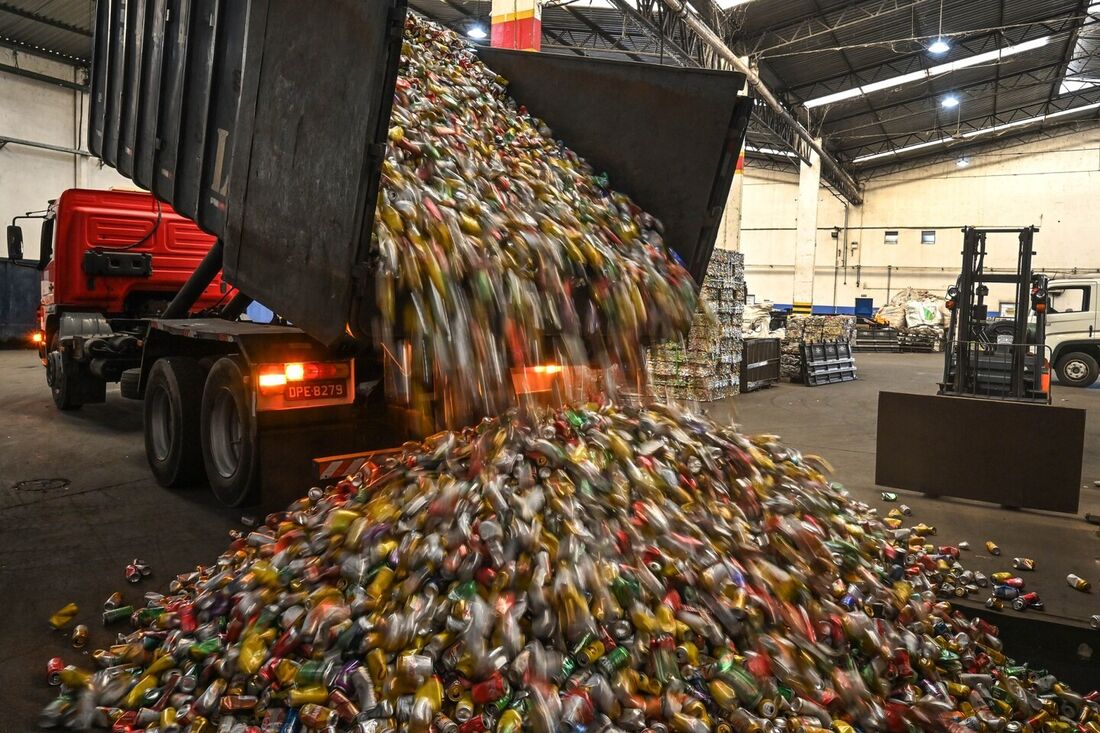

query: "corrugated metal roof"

left=0, top=0, right=94, bottom=64
left=411, top=0, right=1100, bottom=167
left=4, top=0, right=1096, bottom=169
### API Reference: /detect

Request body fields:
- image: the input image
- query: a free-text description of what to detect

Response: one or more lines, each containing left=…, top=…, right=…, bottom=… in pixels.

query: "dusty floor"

left=1, top=348, right=1098, bottom=725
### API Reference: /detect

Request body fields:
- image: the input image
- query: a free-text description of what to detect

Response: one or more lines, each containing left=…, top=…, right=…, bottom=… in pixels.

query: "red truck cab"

left=28, top=188, right=224, bottom=408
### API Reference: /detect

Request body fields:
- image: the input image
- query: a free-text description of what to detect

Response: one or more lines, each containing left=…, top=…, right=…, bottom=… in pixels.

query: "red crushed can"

left=470, top=671, right=507, bottom=704
left=46, top=657, right=64, bottom=686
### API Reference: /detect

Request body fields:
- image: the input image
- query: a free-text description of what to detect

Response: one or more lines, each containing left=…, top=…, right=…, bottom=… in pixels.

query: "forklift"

left=940, top=226, right=1051, bottom=402
left=876, top=225, right=1085, bottom=514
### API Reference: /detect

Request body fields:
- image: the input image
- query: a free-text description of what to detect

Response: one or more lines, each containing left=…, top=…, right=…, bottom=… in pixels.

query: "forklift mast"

left=941, top=226, right=1050, bottom=402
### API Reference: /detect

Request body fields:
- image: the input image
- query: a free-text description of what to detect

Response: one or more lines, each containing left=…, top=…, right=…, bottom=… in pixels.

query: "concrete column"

left=715, top=62, right=750, bottom=252
left=715, top=150, right=744, bottom=251
left=491, top=0, right=541, bottom=51
left=792, top=139, right=821, bottom=314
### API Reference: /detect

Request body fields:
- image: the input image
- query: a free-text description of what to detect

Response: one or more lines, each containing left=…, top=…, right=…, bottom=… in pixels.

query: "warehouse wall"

left=0, top=50, right=130, bottom=261
left=740, top=126, right=1100, bottom=313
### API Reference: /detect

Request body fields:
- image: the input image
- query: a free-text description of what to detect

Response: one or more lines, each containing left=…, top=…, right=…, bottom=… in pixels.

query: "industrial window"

left=1048, top=286, right=1091, bottom=314
left=884, top=230, right=899, bottom=244
left=921, top=230, right=936, bottom=244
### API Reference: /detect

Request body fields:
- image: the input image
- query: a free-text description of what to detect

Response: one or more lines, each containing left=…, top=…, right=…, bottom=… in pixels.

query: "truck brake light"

left=31, top=331, right=44, bottom=345
left=257, top=371, right=287, bottom=391
left=257, top=362, right=351, bottom=394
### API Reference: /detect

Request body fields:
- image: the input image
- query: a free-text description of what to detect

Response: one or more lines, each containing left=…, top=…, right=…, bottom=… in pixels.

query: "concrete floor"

left=2, top=348, right=1099, bottom=725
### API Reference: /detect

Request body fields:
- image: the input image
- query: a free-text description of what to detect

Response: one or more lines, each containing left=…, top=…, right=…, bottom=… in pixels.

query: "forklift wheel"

left=1055, top=352, right=1099, bottom=388
left=144, top=358, right=206, bottom=488
left=201, top=357, right=259, bottom=507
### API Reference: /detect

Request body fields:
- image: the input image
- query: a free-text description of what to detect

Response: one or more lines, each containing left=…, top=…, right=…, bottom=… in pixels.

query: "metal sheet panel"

left=476, top=48, right=751, bottom=286
left=223, top=0, right=407, bottom=346
left=100, top=0, right=127, bottom=167
left=88, top=0, right=112, bottom=158
left=875, top=391, right=1085, bottom=513
left=117, top=0, right=147, bottom=177
left=153, top=0, right=193, bottom=203
left=134, top=0, right=168, bottom=190
left=173, top=0, right=220, bottom=221
left=197, top=0, right=247, bottom=235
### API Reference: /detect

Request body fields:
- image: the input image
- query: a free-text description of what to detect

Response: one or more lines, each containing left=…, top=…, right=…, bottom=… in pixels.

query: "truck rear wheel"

left=144, top=357, right=205, bottom=487
left=201, top=357, right=259, bottom=506
left=1055, top=352, right=1099, bottom=388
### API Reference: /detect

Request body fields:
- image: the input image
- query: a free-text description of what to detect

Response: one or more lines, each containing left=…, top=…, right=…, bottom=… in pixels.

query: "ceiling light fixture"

left=466, top=24, right=488, bottom=40
left=928, top=0, right=949, bottom=55
left=956, top=157, right=970, bottom=167
left=941, top=95, right=959, bottom=108
left=744, top=145, right=798, bottom=158
left=851, top=102, right=1100, bottom=164
left=804, top=36, right=1050, bottom=108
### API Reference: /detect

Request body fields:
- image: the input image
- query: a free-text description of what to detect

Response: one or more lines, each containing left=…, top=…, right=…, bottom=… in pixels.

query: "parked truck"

left=1044, top=278, right=1100, bottom=388
left=4, top=0, right=751, bottom=507
left=6, top=189, right=225, bottom=409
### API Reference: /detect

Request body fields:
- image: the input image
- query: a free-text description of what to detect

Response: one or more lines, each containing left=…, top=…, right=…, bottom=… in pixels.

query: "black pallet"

left=801, top=341, right=858, bottom=386
left=740, top=338, right=780, bottom=393
left=854, top=327, right=900, bottom=353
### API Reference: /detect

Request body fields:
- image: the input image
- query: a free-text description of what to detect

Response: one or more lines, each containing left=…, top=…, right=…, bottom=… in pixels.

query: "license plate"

left=285, top=380, right=347, bottom=401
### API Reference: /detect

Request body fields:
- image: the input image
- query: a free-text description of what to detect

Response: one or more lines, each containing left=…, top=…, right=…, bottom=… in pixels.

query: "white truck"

left=1044, top=278, right=1100, bottom=387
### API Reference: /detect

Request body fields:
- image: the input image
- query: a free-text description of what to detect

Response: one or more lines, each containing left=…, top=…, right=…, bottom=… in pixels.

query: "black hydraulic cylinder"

left=162, top=238, right=224, bottom=319
left=221, top=291, right=253, bottom=321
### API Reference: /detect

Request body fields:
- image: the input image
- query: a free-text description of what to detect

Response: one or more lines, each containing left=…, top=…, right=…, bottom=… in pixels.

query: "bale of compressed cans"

left=374, top=14, right=698, bottom=423
left=40, top=402, right=1098, bottom=731
left=781, top=315, right=855, bottom=381
left=647, top=251, right=745, bottom=401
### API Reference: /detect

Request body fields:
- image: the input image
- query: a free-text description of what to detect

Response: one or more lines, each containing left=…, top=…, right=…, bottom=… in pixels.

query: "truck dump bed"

left=89, top=0, right=752, bottom=346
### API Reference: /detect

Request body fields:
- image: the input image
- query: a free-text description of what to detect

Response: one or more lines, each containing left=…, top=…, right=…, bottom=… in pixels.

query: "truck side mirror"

left=6, top=224, right=24, bottom=261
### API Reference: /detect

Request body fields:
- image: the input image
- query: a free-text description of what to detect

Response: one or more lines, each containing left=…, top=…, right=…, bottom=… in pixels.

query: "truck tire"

left=201, top=357, right=259, bottom=506
left=47, top=349, right=82, bottom=411
left=1056, top=352, right=1099, bottom=388
left=143, top=357, right=205, bottom=488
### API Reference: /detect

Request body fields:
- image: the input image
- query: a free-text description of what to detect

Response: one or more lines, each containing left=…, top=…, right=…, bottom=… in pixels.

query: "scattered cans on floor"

left=36, top=403, right=1099, bottom=731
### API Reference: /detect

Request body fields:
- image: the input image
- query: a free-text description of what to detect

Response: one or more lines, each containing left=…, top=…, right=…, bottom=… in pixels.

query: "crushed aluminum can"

left=47, top=602, right=78, bottom=630
left=985, top=541, right=1001, bottom=556
left=880, top=492, right=898, bottom=502
left=1012, top=557, right=1036, bottom=571
left=1067, top=574, right=1092, bottom=592
left=103, top=591, right=123, bottom=610
left=71, top=624, right=88, bottom=648
left=1012, top=592, right=1042, bottom=611
left=46, top=657, right=64, bottom=686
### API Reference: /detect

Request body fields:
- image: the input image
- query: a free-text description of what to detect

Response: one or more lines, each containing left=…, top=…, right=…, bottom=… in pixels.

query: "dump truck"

left=56, top=0, right=752, bottom=507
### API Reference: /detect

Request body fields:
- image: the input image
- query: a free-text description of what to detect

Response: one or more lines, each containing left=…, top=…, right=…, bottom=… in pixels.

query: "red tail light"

left=257, top=362, right=351, bottom=394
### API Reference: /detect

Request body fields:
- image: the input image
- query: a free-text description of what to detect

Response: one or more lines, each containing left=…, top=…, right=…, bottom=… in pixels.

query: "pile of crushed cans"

left=372, top=14, right=699, bottom=421
left=41, top=403, right=1099, bottom=731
